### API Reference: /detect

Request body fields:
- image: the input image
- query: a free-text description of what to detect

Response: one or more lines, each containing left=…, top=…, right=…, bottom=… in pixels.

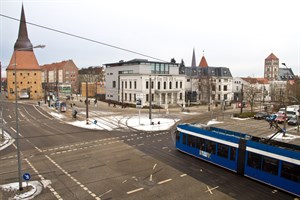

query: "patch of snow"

left=267, top=132, right=300, bottom=141
left=0, top=180, right=51, bottom=200
left=207, top=119, right=224, bottom=125
left=49, top=112, right=66, bottom=119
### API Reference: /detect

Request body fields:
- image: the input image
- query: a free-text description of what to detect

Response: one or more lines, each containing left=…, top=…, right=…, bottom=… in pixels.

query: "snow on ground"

left=49, top=112, right=66, bottom=119
left=67, top=114, right=179, bottom=131
left=207, top=119, right=224, bottom=126
left=267, top=132, right=300, bottom=142
left=123, top=116, right=180, bottom=131
left=0, top=180, right=51, bottom=200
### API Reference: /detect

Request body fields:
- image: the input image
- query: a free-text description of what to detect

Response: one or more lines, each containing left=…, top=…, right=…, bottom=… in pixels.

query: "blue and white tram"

left=176, top=123, right=300, bottom=197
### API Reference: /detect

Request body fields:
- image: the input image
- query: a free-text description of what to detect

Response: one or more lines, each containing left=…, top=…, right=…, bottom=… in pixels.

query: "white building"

left=105, top=59, right=186, bottom=108
left=233, top=77, right=271, bottom=103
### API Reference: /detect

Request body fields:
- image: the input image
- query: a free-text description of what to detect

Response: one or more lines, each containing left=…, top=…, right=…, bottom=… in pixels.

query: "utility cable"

left=0, top=13, right=168, bottom=62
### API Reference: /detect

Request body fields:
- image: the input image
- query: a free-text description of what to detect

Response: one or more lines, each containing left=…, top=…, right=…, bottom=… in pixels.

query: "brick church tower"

left=6, top=5, right=43, bottom=100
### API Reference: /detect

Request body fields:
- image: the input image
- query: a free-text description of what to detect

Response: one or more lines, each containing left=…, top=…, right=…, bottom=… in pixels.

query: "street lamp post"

left=14, top=45, right=45, bottom=190
left=282, top=63, right=289, bottom=136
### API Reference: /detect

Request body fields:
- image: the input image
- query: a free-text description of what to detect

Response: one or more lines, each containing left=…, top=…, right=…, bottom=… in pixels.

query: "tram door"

left=237, top=139, right=247, bottom=175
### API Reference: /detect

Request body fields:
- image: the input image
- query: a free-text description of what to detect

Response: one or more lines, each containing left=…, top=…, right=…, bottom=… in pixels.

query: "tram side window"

left=217, top=143, right=229, bottom=158
left=230, top=147, right=236, bottom=161
left=187, top=135, right=196, bottom=148
left=247, top=152, right=262, bottom=170
left=175, top=131, right=180, bottom=142
left=206, top=140, right=216, bottom=154
left=182, top=134, right=187, bottom=145
left=281, top=161, right=300, bottom=182
left=196, top=138, right=205, bottom=150
left=262, top=156, right=278, bottom=175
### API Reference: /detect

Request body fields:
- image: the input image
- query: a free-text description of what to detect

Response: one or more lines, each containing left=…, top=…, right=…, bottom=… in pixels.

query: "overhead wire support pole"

left=13, top=45, right=45, bottom=191
left=149, top=75, right=152, bottom=124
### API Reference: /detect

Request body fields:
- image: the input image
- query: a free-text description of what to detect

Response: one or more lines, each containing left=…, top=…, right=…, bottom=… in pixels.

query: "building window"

left=112, top=81, right=116, bottom=88
left=180, top=81, right=182, bottom=88
left=146, top=81, right=149, bottom=89
left=224, top=85, right=227, bottom=91
left=164, top=82, right=166, bottom=89
left=176, top=81, right=178, bottom=88
left=125, top=93, right=127, bottom=101
left=169, top=82, right=172, bottom=89
left=125, top=81, right=127, bottom=89
left=224, top=94, right=227, bottom=100
left=134, top=81, right=137, bottom=89
left=151, top=81, right=154, bottom=89
left=180, top=93, right=182, bottom=100
left=146, top=94, right=149, bottom=102
left=158, top=82, right=161, bottom=89
left=129, top=93, right=132, bottom=101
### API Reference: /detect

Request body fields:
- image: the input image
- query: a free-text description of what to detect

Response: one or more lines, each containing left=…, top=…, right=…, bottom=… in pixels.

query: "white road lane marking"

left=157, top=178, right=172, bottom=185
left=127, top=187, right=144, bottom=194
left=25, top=158, right=62, bottom=199
left=205, top=186, right=219, bottom=194
left=45, top=155, right=99, bottom=199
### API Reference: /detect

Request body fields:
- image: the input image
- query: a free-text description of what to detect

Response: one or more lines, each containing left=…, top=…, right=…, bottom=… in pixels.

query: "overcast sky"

left=1, top=0, right=300, bottom=77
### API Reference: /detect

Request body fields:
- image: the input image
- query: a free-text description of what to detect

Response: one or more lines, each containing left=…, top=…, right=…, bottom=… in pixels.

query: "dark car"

left=254, top=112, right=269, bottom=120
left=288, top=116, right=298, bottom=125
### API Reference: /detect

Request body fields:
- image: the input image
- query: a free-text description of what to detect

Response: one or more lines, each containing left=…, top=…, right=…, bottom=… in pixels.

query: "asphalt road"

left=0, top=101, right=297, bottom=199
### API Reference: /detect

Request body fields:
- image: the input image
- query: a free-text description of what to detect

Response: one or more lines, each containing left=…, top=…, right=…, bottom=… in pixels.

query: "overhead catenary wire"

left=0, top=13, right=168, bottom=63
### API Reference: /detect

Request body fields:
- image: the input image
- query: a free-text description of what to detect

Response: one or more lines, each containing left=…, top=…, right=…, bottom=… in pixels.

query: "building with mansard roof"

left=6, top=5, right=43, bottom=100
left=184, top=52, right=233, bottom=107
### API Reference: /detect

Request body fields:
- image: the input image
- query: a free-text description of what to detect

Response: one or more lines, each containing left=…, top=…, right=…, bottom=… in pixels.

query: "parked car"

left=274, top=114, right=287, bottom=124
left=254, top=112, right=269, bottom=120
left=288, top=116, right=299, bottom=125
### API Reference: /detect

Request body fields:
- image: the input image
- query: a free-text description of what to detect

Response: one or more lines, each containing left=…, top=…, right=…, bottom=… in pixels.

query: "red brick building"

left=40, top=60, right=79, bottom=94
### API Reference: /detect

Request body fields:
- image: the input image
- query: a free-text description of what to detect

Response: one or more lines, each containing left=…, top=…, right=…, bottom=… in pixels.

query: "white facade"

left=233, top=77, right=271, bottom=103
left=105, top=60, right=186, bottom=108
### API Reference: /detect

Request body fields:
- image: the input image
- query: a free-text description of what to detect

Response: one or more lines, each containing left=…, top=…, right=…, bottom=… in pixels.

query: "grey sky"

left=1, top=0, right=300, bottom=77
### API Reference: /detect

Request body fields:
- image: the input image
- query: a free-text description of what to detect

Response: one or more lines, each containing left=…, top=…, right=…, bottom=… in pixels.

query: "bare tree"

left=243, top=84, right=261, bottom=112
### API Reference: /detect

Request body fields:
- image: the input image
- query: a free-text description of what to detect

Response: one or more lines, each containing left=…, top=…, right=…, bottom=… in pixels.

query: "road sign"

left=23, top=173, right=31, bottom=181
left=136, top=98, right=143, bottom=108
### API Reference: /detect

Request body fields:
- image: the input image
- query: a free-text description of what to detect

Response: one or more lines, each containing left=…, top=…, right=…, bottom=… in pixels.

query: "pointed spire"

left=191, top=48, right=196, bottom=67
left=199, top=50, right=208, bottom=67
left=14, top=4, right=33, bottom=51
